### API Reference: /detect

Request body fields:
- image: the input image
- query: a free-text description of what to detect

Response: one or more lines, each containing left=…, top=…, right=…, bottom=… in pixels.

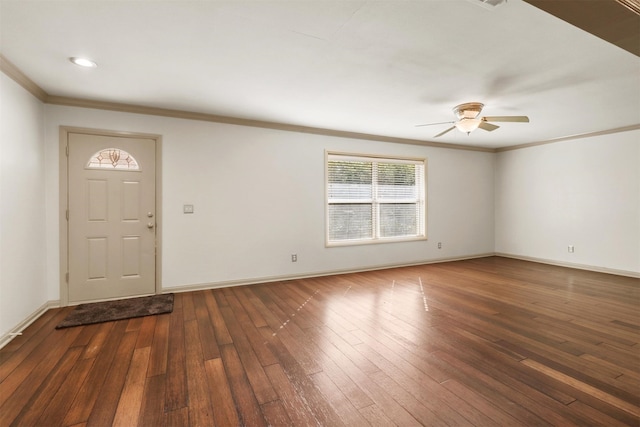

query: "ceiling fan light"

left=455, top=118, right=481, bottom=134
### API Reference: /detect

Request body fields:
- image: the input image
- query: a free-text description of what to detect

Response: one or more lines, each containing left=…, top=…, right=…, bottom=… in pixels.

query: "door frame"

left=59, top=126, right=163, bottom=306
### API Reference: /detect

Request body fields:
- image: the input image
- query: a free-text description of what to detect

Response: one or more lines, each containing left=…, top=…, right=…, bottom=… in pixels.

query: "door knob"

left=147, top=222, right=155, bottom=229
left=147, top=212, right=154, bottom=218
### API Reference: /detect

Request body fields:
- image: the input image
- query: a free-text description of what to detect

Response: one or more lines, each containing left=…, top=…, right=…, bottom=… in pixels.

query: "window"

left=86, top=148, right=139, bottom=170
left=326, top=152, right=426, bottom=245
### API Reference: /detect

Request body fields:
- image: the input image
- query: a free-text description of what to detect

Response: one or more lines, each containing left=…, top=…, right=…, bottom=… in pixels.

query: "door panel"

left=68, top=133, right=156, bottom=303
left=122, top=236, right=141, bottom=277
left=88, top=180, right=108, bottom=220
left=87, top=238, right=108, bottom=279
left=122, top=181, right=141, bottom=220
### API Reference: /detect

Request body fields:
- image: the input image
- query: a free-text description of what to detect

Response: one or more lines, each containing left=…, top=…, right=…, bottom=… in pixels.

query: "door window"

left=86, top=148, right=140, bottom=170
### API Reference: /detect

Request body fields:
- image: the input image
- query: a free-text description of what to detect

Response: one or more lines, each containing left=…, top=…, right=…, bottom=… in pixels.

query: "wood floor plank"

left=134, top=313, right=157, bottom=349
left=85, top=330, right=138, bottom=427
left=181, top=291, right=196, bottom=322
left=498, top=336, right=639, bottom=405
left=441, top=379, right=528, bottom=426
left=438, top=323, right=578, bottom=406
left=259, top=399, right=293, bottom=426
left=219, top=343, right=268, bottom=427
left=433, top=329, right=596, bottom=425
left=62, top=320, right=129, bottom=426
left=253, top=287, right=324, bottom=376
left=279, top=324, right=420, bottom=426
left=522, top=358, right=640, bottom=418
left=567, top=400, right=631, bottom=427
left=437, top=347, right=551, bottom=423
left=193, top=291, right=220, bottom=360
left=112, top=346, right=151, bottom=427
left=81, top=322, right=116, bottom=359
left=310, top=370, right=370, bottom=426
left=303, top=329, right=375, bottom=410
left=71, top=322, right=104, bottom=349
left=205, top=290, right=233, bottom=345
left=146, top=313, right=170, bottom=376
left=218, top=304, right=278, bottom=404
left=36, top=355, right=96, bottom=426
left=164, top=406, right=189, bottom=427
left=263, top=363, right=330, bottom=426
left=233, top=286, right=269, bottom=328
left=164, top=302, right=188, bottom=412
left=183, top=320, right=215, bottom=427
left=138, top=373, right=167, bottom=427
left=0, top=326, right=82, bottom=424
left=351, top=333, right=491, bottom=426
left=8, top=346, right=83, bottom=426
left=0, top=256, right=637, bottom=426
left=223, top=288, right=278, bottom=367
left=261, top=336, right=347, bottom=427
left=125, top=316, right=145, bottom=332
left=204, top=357, right=241, bottom=427
left=358, top=403, right=396, bottom=426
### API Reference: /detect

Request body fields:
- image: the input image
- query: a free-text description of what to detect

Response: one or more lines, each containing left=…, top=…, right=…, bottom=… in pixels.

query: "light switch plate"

left=183, top=204, right=194, bottom=214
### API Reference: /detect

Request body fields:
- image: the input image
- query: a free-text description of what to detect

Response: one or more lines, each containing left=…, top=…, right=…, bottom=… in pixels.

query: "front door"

left=68, top=132, right=156, bottom=303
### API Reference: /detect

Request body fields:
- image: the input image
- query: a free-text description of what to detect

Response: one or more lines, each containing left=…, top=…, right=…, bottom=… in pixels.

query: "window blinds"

left=327, top=154, right=426, bottom=244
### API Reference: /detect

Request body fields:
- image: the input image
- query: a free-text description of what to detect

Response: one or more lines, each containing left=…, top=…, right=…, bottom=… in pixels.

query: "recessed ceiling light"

left=69, top=57, right=97, bottom=68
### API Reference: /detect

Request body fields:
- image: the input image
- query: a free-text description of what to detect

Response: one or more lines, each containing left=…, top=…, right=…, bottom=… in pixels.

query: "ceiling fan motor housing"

left=454, top=102, right=484, bottom=120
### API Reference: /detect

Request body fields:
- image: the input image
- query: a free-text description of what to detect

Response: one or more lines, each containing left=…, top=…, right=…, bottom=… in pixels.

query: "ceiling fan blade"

left=482, top=115, right=529, bottom=123
left=415, top=121, right=455, bottom=127
left=434, top=126, right=456, bottom=138
left=478, top=121, right=499, bottom=132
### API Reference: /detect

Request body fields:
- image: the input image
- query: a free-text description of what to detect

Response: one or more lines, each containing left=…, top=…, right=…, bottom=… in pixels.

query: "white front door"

left=68, top=132, right=156, bottom=303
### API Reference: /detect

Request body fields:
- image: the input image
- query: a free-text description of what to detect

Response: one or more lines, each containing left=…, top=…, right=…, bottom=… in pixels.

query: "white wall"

left=5, top=74, right=637, bottom=342
left=0, top=74, right=47, bottom=339
left=44, top=105, right=495, bottom=295
left=495, top=131, right=640, bottom=275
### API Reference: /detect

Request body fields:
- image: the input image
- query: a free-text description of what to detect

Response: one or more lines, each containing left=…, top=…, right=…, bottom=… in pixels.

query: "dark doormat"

left=56, top=293, right=174, bottom=329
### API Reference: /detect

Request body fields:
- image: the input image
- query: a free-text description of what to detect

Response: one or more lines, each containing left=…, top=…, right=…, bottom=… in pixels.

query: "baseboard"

left=0, top=300, right=60, bottom=349
left=494, top=253, right=640, bottom=279
left=4, top=253, right=631, bottom=350
left=162, top=253, right=495, bottom=294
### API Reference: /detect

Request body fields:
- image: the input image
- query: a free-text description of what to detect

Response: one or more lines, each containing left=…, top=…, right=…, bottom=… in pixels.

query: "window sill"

left=326, top=235, right=428, bottom=248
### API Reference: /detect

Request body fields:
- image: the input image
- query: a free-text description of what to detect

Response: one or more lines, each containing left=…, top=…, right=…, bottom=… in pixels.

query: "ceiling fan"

left=417, top=102, right=529, bottom=137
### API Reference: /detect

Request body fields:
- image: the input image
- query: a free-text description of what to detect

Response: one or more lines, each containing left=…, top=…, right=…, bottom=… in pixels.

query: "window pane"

left=328, top=204, right=373, bottom=240
left=328, top=161, right=372, bottom=200
left=377, top=163, right=416, bottom=199
left=380, top=203, right=418, bottom=237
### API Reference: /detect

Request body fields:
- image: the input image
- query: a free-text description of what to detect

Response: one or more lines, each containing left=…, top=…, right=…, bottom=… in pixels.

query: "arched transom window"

left=86, top=148, right=140, bottom=170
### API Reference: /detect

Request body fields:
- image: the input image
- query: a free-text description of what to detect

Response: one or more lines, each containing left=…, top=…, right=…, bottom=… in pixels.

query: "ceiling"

left=1, top=0, right=639, bottom=149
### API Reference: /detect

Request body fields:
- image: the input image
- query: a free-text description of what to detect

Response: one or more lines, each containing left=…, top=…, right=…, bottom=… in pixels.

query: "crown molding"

left=2, top=55, right=638, bottom=153
left=0, top=54, right=490, bottom=152
left=45, top=95, right=493, bottom=152
left=0, top=54, right=48, bottom=101
left=495, top=124, right=640, bottom=152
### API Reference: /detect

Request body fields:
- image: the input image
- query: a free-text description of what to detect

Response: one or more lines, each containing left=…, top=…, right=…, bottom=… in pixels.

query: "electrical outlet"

left=568, top=245, right=574, bottom=253
left=183, top=204, right=194, bottom=214
left=437, top=242, right=442, bottom=249
left=291, top=254, right=297, bottom=262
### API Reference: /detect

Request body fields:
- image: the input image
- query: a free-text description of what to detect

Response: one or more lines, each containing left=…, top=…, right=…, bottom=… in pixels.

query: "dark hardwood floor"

left=1, top=256, right=638, bottom=426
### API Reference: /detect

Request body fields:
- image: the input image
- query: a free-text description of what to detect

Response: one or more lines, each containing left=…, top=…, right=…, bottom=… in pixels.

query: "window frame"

left=325, top=151, right=427, bottom=247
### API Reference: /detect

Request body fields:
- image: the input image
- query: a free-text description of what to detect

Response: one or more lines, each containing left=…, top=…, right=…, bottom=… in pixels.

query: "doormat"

left=56, top=294, right=174, bottom=329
